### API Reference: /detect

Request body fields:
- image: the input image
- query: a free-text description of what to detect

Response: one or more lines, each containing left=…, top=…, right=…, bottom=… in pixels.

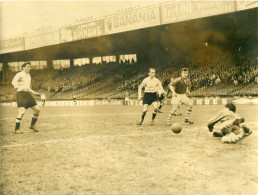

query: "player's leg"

left=30, top=105, right=40, bottom=132
left=173, top=103, right=182, bottom=116
left=158, top=100, right=163, bottom=113
left=150, top=101, right=159, bottom=125
left=167, top=97, right=179, bottom=125
left=182, top=95, right=194, bottom=124
left=14, top=107, right=26, bottom=134
left=177, top=105, right=182, bottom=116
left=137, top=104, right=149, bottom=125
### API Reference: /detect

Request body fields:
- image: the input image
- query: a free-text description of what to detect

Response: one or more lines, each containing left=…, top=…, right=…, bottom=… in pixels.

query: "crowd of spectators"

left=116, top=54, right=257, bottom=97
left=0, top=53, right=257, bottom=101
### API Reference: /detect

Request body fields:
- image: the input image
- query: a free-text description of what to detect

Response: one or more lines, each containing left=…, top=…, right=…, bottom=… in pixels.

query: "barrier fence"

left=1, top=97, right=258, bottom=107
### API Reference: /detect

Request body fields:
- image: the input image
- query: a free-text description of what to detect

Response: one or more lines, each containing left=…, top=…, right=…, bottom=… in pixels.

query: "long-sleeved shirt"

left=207, top=108, right=241, bottom=127
left=12, top=71, right=32, bottom=92
left=169, top=77, right=191, bottom=94
left=138, top=76, right=162, bottom=94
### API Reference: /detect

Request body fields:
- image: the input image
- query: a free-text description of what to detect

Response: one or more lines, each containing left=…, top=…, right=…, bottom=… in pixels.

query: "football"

left=171, top=123, right=182, bottom=134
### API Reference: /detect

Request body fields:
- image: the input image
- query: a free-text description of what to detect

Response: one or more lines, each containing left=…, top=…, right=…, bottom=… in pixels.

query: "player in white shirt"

left=137, top=68, right=163, bottom=125
left=12, top=62, right=41, bottom=133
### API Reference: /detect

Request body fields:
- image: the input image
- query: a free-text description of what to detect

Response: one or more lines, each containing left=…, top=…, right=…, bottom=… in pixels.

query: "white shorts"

left=171, top=94, right=192, bottom=107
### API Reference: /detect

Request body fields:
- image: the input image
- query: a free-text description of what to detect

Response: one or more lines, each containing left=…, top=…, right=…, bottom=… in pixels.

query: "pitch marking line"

left=1, top=121, right=257, bottom=149
left=1, top=127, right=205, bottom=148
left=0, top=112, right=139, bottom=120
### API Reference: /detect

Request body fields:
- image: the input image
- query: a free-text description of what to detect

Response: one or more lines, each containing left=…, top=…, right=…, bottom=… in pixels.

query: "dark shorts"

left=143, top=92, right=158, bottom=105
left=159, top=94, right=165, bottom=102
left=16, top=91, right=37, bottom=109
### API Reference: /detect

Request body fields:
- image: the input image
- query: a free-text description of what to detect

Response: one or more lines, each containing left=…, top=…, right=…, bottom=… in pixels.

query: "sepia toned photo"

left=0, top=1, right=257, bottom=194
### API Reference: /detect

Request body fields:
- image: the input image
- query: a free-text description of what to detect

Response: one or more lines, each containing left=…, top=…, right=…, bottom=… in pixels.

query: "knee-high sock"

left=141, top=111, right=147, bottom=121
left=152, top=109, right=158, bottom=120
left=185, top=107, right=192, bottom=120
left=15, top=118, right=22, bottom=130
left=167, top=106, right=177, bottom=122
left=30, top=114, right=39, bottom=127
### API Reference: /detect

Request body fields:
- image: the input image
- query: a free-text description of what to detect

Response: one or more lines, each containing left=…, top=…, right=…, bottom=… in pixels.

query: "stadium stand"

left=1, top=52, right=256, bottom=102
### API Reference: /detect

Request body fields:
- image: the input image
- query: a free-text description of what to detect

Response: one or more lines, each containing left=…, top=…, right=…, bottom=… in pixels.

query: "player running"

left=12, top=62, right=41, bottom=134
left=137, top=68, right=163, bottom=126
left=207, top=103, right=252, bottom=143
left=166, top=68, right=194, bottom=125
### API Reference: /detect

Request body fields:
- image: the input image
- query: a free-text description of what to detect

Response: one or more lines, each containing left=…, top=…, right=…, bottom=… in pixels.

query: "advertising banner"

left=192, top=1, right=236, bottom=18
left=105, top=7, right=160, bottom=35
left=161, top=1, right=236, bottom=25
left=236, top=0, right=258, bottom=11
left=25, top=30, right=60, bottom=50
left=60, top=19, right=104, bottom=43
left=0, top=37, right=24, bottom=54
left=161, top=1, right=193, bottom=24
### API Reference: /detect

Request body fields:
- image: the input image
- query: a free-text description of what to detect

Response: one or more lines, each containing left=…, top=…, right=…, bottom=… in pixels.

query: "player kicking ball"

left=166, top=68, right=194, bottom=125
left=207, top=103, right=252, bottom=144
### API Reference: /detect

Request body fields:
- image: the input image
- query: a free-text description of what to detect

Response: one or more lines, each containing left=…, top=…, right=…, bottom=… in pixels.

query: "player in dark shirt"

left=166, top=68, right=194, bottom=125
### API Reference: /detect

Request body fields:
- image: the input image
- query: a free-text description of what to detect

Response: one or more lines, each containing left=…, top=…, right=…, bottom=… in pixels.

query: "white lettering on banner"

left=196, top=1, right=221, bottom=10
left=0, top=103, right=12, bottom=106
left=193, top=1, right=235, bottom=18
left=236, top=0, right=258, bottom=11
left=25, top=31, right=60, bottom=50
left=0, top=38, right=24, bottom=54
left=222, top=99, right=227, bottom=105
left=72, top=26, right=102, bottom=40
left=113, top=10, right=156, bottom=28
left=7, top=98, right=255, bottom=107
left=44, top=101, right=95, bottom=106
left=113, top=101, right=123, bottom=105
left=200, top=5, right=235, bottom=17
left=196, top=99, right=203, bottom=105
left=161, top=1, right=235, bottom=25
left=1, top=38, right=23, bottom=49
left=12, top=102, right=17, bottom=107
left=161, top=1, right=192, bottom=24
left=60, top=20, right=104, bottom=43
left=105, top=7, right=160, bottom=34
left=205, top=99, right=210, bottom=105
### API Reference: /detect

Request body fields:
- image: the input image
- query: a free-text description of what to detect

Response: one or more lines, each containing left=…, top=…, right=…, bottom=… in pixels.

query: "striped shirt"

left=139, top=77, right=162, bottom=93
left=12, top=71, right=32, bottom=92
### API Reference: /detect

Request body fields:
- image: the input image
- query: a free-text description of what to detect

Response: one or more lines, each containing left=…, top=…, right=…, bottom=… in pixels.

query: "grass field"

left=0, top=104, right=257, bottom=195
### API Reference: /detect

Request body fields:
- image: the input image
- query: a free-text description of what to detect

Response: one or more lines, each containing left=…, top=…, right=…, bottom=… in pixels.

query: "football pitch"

left=0, top=104, right=257, bottom=195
